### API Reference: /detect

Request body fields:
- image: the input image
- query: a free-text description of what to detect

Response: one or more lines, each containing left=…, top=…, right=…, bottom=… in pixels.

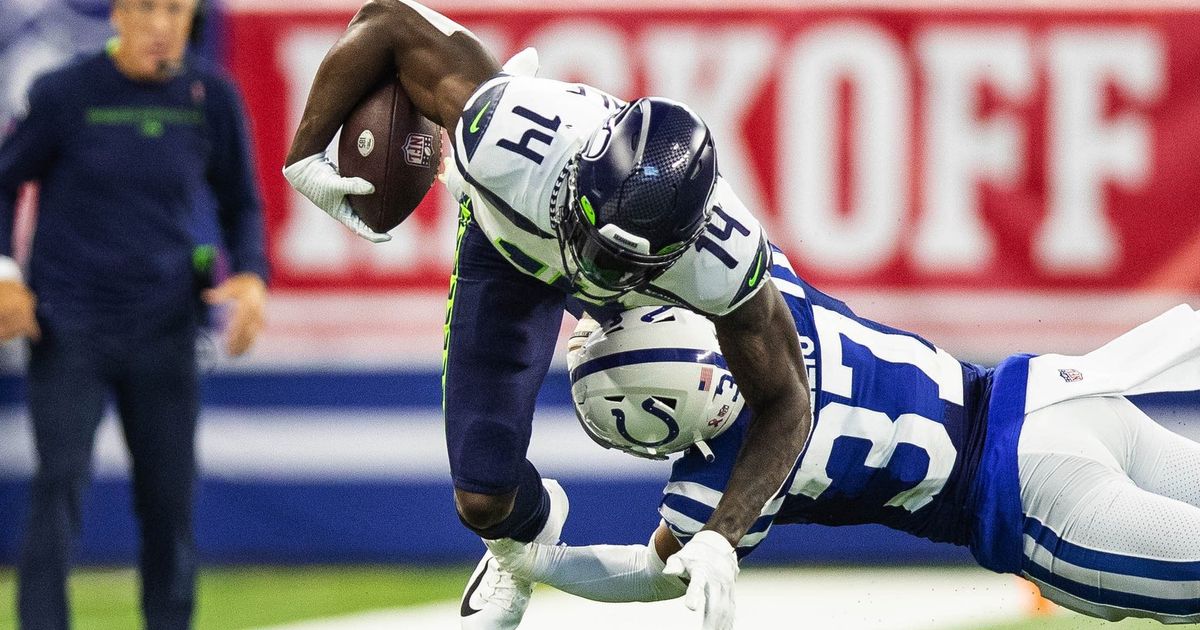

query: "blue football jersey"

left=659, top=248, right=994, bottom=559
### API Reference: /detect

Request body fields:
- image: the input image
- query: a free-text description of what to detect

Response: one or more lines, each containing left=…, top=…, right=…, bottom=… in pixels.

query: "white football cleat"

left=460, top=479, right=568, bottom=629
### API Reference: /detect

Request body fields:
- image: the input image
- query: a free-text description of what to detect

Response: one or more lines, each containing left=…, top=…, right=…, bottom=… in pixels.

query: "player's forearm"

left=286, top=1, right=498, bottom=165
left=703, top=391, right=809, bottom=544
left=493, top=539, right=686, bottom=603
left=285, top=5, right=399, bottom=165
left=708, top=284, right=812, bottom=545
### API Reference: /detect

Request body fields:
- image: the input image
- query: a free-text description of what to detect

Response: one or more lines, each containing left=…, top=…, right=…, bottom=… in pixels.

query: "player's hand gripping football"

left=282, top=152, right=390, bottom=243
left=663, top=530, right=739, bottom=630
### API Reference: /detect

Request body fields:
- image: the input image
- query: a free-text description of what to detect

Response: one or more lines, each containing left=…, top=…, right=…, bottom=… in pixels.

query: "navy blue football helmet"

left=555, top=97, right=718, bottom=294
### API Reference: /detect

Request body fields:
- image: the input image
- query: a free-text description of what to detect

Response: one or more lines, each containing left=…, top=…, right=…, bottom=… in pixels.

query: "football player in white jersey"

left=484, top=255, right=1200, bottom=625
left=282, top=3, right=808, bottom=629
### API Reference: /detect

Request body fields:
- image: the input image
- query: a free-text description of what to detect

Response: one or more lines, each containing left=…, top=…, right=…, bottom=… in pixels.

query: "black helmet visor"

left=558, top=204, right=666, bottom=292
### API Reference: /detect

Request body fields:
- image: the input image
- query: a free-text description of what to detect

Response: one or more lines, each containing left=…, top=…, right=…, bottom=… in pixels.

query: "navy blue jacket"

left=0, top=50, right=267, bottom=337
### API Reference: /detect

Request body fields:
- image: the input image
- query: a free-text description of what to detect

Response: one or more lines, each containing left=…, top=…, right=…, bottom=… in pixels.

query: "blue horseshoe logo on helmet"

left=610, top=398, right=680, bottom=447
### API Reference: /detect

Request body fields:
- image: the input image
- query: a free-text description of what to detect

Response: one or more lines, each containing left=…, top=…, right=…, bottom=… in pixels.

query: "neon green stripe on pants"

left=442, top=197, right=474, bottom=411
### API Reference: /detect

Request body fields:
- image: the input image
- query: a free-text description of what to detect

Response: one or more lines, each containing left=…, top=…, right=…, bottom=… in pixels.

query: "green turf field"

left=0, top=566, right=1175, bottom=629
left=0, top=566, right=465, bottom=629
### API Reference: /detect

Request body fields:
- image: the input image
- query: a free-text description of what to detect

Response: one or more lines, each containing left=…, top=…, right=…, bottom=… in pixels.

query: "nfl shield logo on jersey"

left=403, top=133, right=434, bottom=167
left=1059, top=368, right=1084, bottom=383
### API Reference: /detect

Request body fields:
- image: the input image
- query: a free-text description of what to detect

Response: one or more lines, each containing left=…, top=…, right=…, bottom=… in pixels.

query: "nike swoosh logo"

left=470, top=101, right=492, bottom=133
left=460, top=559, right=490, bottom=617
left=747, top=250, right=764, bottom=288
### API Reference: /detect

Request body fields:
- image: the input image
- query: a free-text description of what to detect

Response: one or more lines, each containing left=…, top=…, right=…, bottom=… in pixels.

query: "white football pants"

left=1018, top=395, right=1200, bottom=623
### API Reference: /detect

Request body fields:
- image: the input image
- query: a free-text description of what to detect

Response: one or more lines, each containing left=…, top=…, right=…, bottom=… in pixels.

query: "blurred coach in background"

left=0, top=0, right=268, bottom=627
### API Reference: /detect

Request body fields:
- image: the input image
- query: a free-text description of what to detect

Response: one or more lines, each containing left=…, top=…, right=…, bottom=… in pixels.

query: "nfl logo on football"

left=1059, top=368, right=1084, bottom=383
left=404, top=133, right=434, bottom=167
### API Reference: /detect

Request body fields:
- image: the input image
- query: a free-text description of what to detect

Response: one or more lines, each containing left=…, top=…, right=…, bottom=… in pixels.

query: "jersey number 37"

left=788, top=305, right=962, bottom=513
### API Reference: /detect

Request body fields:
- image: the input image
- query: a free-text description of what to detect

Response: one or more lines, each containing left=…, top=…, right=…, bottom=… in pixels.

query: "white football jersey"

left=445, top=73, right=771, bottom=316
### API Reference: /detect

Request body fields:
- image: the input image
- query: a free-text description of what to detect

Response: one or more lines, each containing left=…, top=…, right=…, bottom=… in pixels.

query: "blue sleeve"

left=205, top=75, right=268, bottom=280
left=0, top=76, right=59, bottom=258
left=657, top=412, right=787, bottom=561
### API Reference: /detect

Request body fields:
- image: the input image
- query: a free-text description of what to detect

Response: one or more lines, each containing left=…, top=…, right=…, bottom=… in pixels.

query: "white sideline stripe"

left=255, top=567, right=1041, bottom=630
left=0, top=408, right=668, bottom=481
left=30, top=288, right=1172, bottom=371
left=1024, top=533, right=1200, bottom=600
left=203, top=290, right=579, bottom=370
left=200, top=289, right=1200, bottom=367
left=4, top=406, right=1198, bottom=481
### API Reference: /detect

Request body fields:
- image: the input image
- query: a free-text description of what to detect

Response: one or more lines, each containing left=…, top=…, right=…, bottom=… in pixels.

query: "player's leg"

left=112, top=328, right=199, bottom=630
left=1018, top=396, right=1200, bottom=623
left=443, top=207, right=566, bottom=540
left=443, top=205, right=569, bottom=629
left=1117, top=397, right=1200, bottom=508
left=17, top=332, right=109, bottom=630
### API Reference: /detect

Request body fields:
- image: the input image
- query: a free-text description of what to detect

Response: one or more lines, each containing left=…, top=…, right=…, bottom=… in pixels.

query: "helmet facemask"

left=552, top=98, right=719, bottom=296
left=554, top=159, right=702, bottom=294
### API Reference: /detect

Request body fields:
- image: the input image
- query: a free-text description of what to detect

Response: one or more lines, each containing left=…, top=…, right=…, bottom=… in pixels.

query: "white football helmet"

left=567, top=306, right=745, bottom=460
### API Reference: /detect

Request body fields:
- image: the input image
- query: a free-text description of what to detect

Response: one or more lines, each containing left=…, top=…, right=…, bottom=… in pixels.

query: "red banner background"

left=228, top=5, right=1200, bottom=295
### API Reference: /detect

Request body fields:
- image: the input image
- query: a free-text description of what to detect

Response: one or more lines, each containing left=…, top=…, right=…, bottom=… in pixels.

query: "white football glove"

left=663, top=530, right=739, bottom=630
left=282, top=152, right=390, bottom=243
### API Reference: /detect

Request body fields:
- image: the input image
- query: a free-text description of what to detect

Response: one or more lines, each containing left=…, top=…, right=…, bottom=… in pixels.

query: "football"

left=337, top=78, right=442, bottom=234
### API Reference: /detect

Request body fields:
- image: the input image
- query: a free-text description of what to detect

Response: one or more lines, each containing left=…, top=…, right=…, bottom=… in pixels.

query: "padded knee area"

left=457, top=460, right=550, bottom=542
left=455, top=490, right=517, bottom=530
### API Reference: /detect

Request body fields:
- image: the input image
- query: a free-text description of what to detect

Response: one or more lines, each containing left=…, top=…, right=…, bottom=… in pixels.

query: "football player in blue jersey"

left=283, top=3, right=808, bottom=629
left=484, top=251, right=1200, bottom=626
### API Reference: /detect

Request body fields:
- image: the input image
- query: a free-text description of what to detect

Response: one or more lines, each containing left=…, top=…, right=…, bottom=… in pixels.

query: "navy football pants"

left=442, top=208, right=565, bottom=540
left=18, top=325, right=199, bottom=630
